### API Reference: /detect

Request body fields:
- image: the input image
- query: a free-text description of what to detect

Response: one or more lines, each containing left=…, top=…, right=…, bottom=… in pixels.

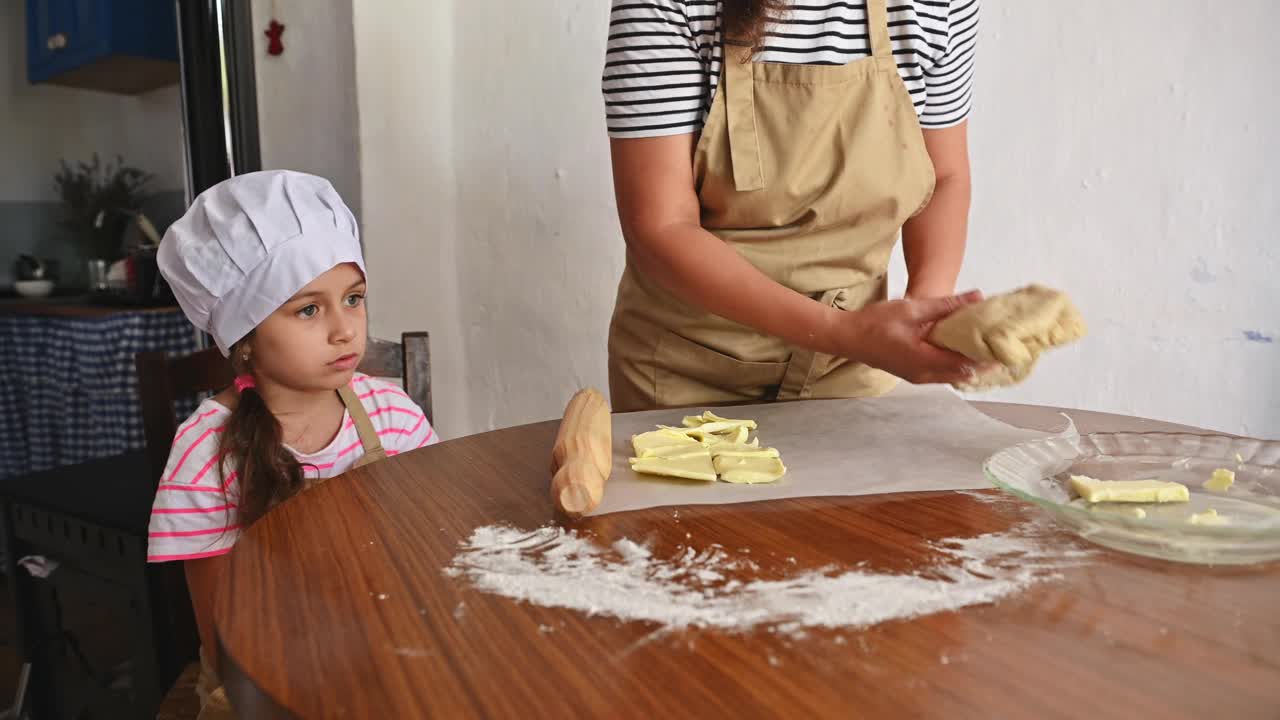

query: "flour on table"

left=445, top=517, right=1089, bottom=635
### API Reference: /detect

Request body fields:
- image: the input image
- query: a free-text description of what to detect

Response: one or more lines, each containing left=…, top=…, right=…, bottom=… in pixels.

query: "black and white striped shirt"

left=603, top=0, right=980, bottom=138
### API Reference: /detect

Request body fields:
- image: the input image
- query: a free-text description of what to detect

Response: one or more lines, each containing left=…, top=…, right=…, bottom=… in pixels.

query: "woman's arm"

left=611, top=134, right=979, bottom=385
left=611, top=135, right=840, bottom=353
left=903, top=122, right=972, bottom=299
left=185, top=554, right=231, bottom=675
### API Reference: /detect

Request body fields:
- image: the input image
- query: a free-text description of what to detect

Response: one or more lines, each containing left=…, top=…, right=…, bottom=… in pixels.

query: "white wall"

left=0, top=1, right=184, bottom=200
left=449, top=4, right=621, bottom=431
left=250, top=0, right=362, bottom=219
left=352, top=0, right=620, bottom=439
left=354, top=0, right=1280, bottom=440
left=902, top=0, right=1279, bottom=438
left=352, top=0, right=472, bottom=437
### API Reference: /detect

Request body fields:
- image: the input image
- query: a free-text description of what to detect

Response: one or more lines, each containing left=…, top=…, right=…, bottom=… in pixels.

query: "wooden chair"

left=138, top=332, right=431, bottom=719
left=0, top=333, right=430, bottom=720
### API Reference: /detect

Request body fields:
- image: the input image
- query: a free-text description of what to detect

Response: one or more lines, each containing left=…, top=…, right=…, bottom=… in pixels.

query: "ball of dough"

left=928, top=284, right=1086, bottom=391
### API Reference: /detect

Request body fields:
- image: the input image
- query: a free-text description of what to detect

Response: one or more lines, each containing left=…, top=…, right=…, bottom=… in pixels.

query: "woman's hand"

left=829, top=291, right=991, bottom=385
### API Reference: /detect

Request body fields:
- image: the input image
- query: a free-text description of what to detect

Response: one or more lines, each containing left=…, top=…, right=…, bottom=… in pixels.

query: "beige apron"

left=193, top=386, right=386, bottom=719
left=607, top=0, right=937, bottom=412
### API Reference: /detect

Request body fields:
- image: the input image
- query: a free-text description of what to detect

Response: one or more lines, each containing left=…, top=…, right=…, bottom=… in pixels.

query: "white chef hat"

left=159, top=170, right=365, bottom=356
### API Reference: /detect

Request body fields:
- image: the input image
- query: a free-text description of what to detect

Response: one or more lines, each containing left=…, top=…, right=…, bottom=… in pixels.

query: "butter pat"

left=632, top=429, right=700, bottom=458
left=700, top=425, right=751, bottom=447
left=630, top=448, right=710, bottom=461
left=710, top=443, right=779, bottom=459
left=631, top=452, right=717, bottom=482
left=682, top=411, right=758, bottom=430
left=1189, top=508, right=1229, bottom=526
left=664, top=421, right=747, bottom=438
left=1203, top=468, right=1235, bottom=492
left=704, top=432, right=755, bottom=450
left=713, top=455, right=786, bottom=484
left=1069, top=475, right=1190, bottom=503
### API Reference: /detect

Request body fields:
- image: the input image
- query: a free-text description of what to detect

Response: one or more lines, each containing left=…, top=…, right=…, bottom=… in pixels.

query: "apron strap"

left=338, top=384, right=387, bottom=468
left=776, top=288, right=846, bottom=400
left=723, top=40, right=765, bottom=192
left=865, top=0, right=893, bottom=66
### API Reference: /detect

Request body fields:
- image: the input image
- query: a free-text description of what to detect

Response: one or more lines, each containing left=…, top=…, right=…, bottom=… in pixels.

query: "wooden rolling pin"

left=549, top=388, right=612, bottom=518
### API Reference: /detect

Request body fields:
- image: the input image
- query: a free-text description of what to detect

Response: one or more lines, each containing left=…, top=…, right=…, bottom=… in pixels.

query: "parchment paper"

left=589, top=383, right=1070, bottom=517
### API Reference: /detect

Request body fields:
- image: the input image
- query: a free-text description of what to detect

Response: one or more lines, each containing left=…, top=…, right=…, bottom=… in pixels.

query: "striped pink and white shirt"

left=147, top=373, right=437, bottom=562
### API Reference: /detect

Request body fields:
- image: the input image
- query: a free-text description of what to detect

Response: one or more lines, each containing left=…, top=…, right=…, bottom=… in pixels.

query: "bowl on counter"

left=985, top=432, right=1280, bottom=565
left=14, top=279, right=55, bottom=298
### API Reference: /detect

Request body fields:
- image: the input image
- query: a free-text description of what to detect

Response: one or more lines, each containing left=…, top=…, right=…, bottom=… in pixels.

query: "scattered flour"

left=444, top=519, right=1090, bottom=635
left=954, top=490, right=1013, bottom=505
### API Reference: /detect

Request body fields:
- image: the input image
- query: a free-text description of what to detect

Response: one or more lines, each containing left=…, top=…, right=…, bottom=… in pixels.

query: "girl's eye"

left=297, top=304, right=319, bottom=318
left=345, top=293, right=365, bottom=308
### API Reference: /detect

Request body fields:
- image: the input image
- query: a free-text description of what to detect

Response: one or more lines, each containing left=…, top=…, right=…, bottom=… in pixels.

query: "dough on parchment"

left=929, top=284, right=1086, bottom=391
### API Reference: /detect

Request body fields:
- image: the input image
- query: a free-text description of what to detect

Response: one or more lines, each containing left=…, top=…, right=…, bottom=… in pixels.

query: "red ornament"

left=265, top=20, right=285, bottom=56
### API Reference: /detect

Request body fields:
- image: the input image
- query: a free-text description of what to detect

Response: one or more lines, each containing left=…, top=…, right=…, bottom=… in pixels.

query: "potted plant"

left=54, top=154, right=154, bottom=263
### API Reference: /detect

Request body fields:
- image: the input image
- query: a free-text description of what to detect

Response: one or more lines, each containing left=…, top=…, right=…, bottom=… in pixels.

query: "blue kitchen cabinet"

left=26, top=0, right=180, bottom=95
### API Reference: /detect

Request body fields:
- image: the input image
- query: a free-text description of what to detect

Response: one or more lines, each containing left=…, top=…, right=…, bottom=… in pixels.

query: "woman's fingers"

left=907, top=343, right=979, bottom=385
left=909, top=289, right=983, bottom=325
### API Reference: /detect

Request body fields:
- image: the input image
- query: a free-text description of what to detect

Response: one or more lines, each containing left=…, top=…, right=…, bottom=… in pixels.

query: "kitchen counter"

left=0, top=291, right=180, bottom=317
left=0, top=304, right=200, bottom=478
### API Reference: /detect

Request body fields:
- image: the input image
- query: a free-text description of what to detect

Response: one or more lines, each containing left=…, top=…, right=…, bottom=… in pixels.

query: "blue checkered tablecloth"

left=0, top=308, right=203, bottom=480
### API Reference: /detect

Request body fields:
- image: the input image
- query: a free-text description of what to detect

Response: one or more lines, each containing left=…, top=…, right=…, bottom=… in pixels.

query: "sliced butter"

left=629, top=448, right=709, bottom=462
left=631, top=452, right=717, bottom=482
left=1203, top=468, right=1235, bottom=492
left=1189, top=508, right=1229, bottom=526
left=682, top=411, right=758, bottom=430
left=701, top=411, right=758, bottom=430
left=1069, top=475, right=1189, bottom=503
left=711, top=444, right=780, bottom=459
left=662, top=423, right=749, bottom=442
left=632, top=429, right=700, bottom=458
left=713, top=455, right=787, bottom=484
left=705, top=432, right=756, bottom=450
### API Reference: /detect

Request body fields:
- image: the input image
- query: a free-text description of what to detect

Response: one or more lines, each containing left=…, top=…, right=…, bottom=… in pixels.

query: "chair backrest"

left=356, top=331, right=433, bottom=425
left=135, top=331, right=431, bottom=485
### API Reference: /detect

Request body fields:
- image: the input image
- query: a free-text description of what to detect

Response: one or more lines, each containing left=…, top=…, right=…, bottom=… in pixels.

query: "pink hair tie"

left=233, top=375, right=257, bottom=393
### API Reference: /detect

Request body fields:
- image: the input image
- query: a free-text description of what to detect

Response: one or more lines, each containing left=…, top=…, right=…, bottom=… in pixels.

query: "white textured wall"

left=448, top=3, right=621, bottom=431
left=889, top=0, right=1279, bottom=438
left=351, top=0, right=472, bottom=437
left=250, top=0, right=362, bottom=218
left=354, top=0, right=1279, bottom=439
left=0, top=1, right=184, bottom=200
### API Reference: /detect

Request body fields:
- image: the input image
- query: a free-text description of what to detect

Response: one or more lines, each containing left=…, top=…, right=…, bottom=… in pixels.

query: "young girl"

left=146, top=170, right=437, bottom=714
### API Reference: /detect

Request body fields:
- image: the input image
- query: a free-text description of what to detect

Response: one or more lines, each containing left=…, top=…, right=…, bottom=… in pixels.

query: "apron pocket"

left=653, top=330, right=787, bottom=408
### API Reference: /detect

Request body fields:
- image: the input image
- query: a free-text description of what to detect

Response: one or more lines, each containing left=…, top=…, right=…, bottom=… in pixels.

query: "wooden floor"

left=0, top=574, right=21, bottom=706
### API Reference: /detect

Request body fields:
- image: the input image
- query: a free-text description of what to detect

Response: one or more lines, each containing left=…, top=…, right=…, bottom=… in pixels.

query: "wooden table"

left=214, top=403, right=1280, bottom=719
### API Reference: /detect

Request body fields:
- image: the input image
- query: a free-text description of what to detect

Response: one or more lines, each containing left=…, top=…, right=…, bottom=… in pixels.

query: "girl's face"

left=248, top=262, right=368, bottom=393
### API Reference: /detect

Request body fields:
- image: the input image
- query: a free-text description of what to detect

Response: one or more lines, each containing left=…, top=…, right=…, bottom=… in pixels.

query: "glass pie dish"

left=984, top=432, right=1280, bottom=565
